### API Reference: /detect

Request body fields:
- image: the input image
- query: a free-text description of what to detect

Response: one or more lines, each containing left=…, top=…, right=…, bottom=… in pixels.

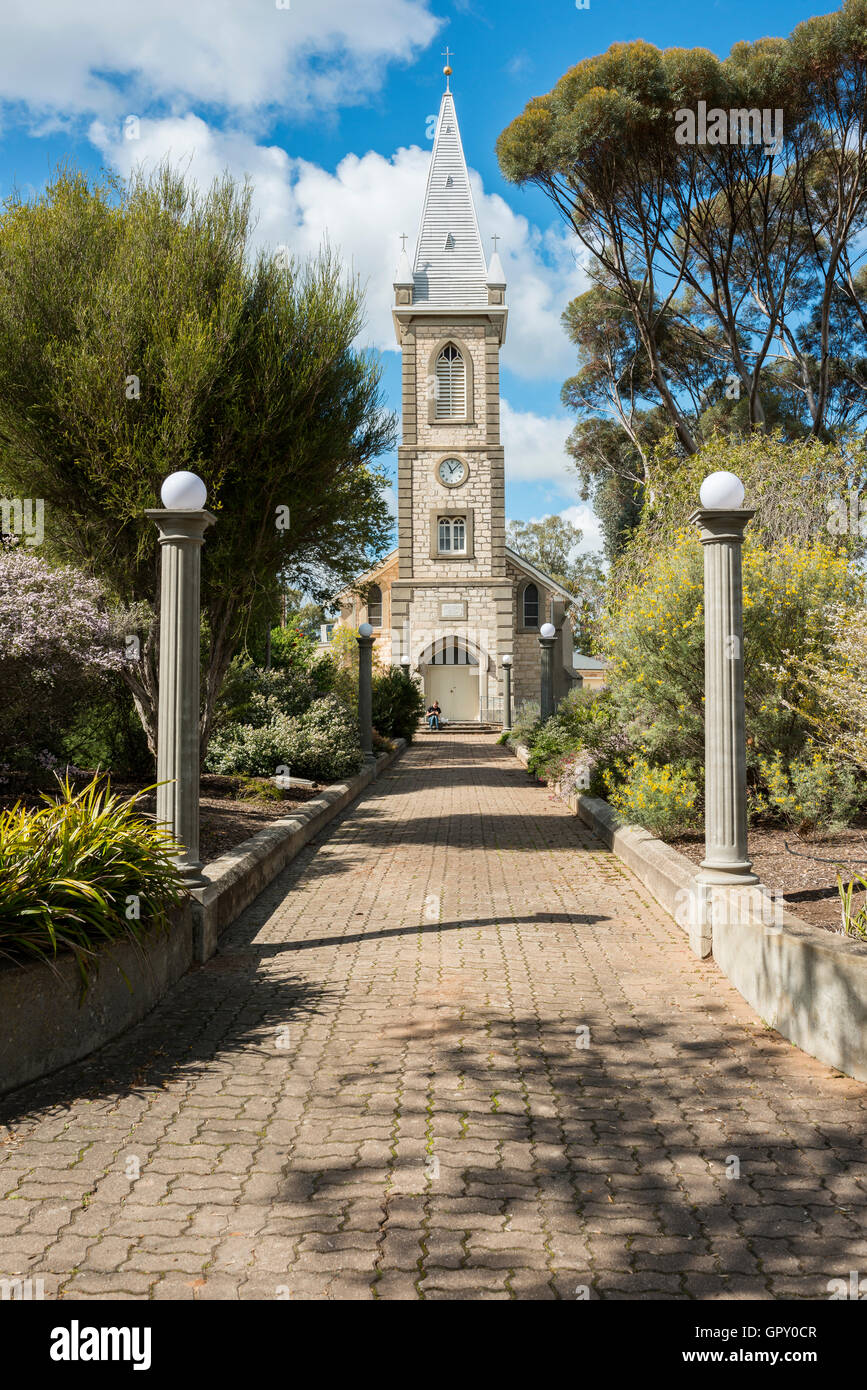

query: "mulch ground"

left=0, top=772, right=323, bottom=866
left=669, top=820, right=867, bottom=932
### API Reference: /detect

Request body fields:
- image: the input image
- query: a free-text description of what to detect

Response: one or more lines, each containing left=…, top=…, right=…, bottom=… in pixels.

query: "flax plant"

left=0, top=775, right=185, bottom=987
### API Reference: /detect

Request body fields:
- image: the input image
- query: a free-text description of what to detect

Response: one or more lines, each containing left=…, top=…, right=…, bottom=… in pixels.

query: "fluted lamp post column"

left=502, top=654, right=513, bottom=733
left=357, top=622, right=375, bottom=759
left=690, top=471, right=758, bottom=887
left=539, top=622, right=556, bottom=723
left=145, top=471, right=215, bottom=882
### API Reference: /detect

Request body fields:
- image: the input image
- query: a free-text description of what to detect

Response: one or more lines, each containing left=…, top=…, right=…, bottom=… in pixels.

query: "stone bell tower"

left=388, top=65, right=512, bottom=719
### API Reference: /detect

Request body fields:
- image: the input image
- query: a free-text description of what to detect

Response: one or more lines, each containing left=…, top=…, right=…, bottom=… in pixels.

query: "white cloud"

left=553, top=504, right=604, bottom=555
left=501, top=400, right=574, bottom=489
left=0, top=0, right=440, bottom=120
left=91, top=116, right=589, bottom=379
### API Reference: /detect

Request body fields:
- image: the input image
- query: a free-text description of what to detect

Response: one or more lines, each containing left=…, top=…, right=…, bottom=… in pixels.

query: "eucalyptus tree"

left=497, top=1, right=867, bottom=449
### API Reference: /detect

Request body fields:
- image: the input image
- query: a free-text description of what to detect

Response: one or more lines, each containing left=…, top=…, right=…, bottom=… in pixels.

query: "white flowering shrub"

left=0, top=546, right=125, bottom=767
left=205, top=694, right=362, bottom=783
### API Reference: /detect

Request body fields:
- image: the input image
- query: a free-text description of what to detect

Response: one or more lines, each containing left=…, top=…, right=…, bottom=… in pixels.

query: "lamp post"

left=357, top=621, right=375, bottom=759
left=690, top=470, right=758, bottom=887
left=145, top=471, right=215, bottom=881
left=501, top=654, right=513, bottom=732
left=539, top=622, right=556, bottom=723
left=400, top=620, right=411, bottom=679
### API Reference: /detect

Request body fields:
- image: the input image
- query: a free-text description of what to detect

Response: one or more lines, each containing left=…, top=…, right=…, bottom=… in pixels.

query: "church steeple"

left=411, top=86, right=488, bottom=308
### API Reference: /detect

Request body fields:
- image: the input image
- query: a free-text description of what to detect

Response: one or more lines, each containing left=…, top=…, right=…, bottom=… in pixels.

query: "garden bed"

left=0, top=771, right=323, bottom=864
left=668, top=821, right=867, bottom=933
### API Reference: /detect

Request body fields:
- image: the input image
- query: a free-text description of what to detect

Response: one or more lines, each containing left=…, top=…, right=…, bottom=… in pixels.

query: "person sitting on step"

left=426, top=701, right=442, bottom=730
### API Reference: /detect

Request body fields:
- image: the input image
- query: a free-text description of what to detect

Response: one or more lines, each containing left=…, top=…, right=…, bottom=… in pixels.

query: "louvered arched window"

left=435, top=343, right=466, bottom=419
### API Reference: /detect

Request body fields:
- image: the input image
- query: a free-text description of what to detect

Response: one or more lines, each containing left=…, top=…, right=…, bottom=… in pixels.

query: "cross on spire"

left=400, top=233, right=408, bottom=252
left=491, top=233, right=500, bottom=252
left=442, top=46, right=453, bottom=92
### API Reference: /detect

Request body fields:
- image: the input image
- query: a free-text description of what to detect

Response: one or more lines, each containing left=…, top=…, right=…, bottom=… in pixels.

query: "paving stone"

left=0, top=735, right=864, bottom=1300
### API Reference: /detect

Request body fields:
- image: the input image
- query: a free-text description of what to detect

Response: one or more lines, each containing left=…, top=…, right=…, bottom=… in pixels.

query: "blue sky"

left=0, top=0, right=839, bottom=555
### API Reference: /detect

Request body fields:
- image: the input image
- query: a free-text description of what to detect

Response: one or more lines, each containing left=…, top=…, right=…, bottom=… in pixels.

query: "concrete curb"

left=0, top=903, right=195, bottom=1098
left=189, top=739, right=407, bottom=960
left=0, top=739, right=407, bottom=1098
left=512, top=742, right=867, bottom=1082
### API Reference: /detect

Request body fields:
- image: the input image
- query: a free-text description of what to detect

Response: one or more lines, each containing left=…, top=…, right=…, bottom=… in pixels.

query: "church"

left=335, top=71, right=580, bottom=723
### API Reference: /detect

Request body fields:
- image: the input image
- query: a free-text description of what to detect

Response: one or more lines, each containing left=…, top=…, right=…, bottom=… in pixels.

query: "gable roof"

left=333, top=548, right=398, bottom=602
left=412, top=90, right=488, bottom=308
left=505, top=546, right=576, bottom=603
left=336, top=547, right=580, bottom=606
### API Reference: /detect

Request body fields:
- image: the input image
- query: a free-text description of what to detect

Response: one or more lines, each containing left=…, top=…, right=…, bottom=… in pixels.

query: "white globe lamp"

left=358, top=622, right=373, bottom=638
left=160, top=471, right=208, bottom=510
left=699, top=471, right=745, bottom=510
left=501, top=654, right=512, bottom=666
left=540, top=622, right=556, bottom=639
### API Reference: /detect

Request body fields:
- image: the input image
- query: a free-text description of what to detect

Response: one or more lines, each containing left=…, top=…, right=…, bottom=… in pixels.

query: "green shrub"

left=371, top=667, right=426, bottom=741
left=0, top=775, right=185, bottom=986
left=291, top=695, right=364, bottom=782
left=758, top=749, right=861, bottom=835
left=205, top=714, right=297, bottom=777
left=61, top=676, right=154, bottom=779
left=522, top=687, right=628, bottom=786
left=527, top=723, right=576, bottom=778
left=205, top=694, right=363, bottom=784
left=603, top=756, right=701, bottom=838
left=506, top=700, right=540, bottom=748
left=213, top=659, right=321, bottom=732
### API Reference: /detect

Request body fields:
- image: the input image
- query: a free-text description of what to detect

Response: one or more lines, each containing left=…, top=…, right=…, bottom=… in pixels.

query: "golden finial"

left=442, top=46, right=453, bottom=91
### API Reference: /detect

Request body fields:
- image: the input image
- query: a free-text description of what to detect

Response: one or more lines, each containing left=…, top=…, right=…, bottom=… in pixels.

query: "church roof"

left=412, top=90, right=488, bottom=307
left=505, top=546, right=576, bottom=603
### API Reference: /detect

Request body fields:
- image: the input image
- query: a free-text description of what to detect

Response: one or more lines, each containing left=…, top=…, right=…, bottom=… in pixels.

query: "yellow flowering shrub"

left=758, top=749, right=860, bottom=835
left=603, top=530, right=860, bottom=767
left=777, top=603, right=867, bottom=775
left=604, top=756, right=700, bottom=838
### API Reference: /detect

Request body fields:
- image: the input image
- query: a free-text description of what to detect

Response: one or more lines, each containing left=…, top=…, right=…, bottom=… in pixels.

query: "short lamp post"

left=145, top=471, right=215, bottom=881
left=690, top=471, right=758, bottom=887
left=357, top=621, right=375, bottom=758
left=501, top=654, right=513, bottom=733
left=539, top=622, right=556, bottom=723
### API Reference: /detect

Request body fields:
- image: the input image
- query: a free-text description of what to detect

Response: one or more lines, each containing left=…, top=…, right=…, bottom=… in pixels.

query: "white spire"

left=486, top=240, right=506, bottom=288
left=412, top=90, right=488, bottom=307
left=393, top=232, right=414, bottom=287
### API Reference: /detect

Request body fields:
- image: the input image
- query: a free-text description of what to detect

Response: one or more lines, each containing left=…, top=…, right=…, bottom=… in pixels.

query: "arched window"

left=438, top=516, right=466, bottom=554
left=367, top=584, right=382, bottom=628
left=523, top=583, right=539, bottom=628
left=435, top=343, right=466, bottom=419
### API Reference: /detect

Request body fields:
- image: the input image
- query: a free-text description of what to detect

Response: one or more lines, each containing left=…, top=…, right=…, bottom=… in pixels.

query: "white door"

left=425, top=664, right=478, bottom=721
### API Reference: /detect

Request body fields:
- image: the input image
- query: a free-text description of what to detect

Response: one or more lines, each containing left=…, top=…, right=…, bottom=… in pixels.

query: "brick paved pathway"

left=2, top=734, right=866, bottom=1300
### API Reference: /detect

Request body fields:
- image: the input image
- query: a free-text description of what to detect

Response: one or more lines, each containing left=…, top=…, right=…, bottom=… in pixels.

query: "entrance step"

left=418, top=721, right=501, bottom=733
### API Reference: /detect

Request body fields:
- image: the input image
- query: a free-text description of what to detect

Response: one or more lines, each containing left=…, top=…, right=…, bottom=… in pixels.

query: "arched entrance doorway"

left=418, top=635, right=482, bottom=721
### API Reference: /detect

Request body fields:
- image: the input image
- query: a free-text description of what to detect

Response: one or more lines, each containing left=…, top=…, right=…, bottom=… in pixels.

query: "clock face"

left=438, top=457, right=467, bottom=486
